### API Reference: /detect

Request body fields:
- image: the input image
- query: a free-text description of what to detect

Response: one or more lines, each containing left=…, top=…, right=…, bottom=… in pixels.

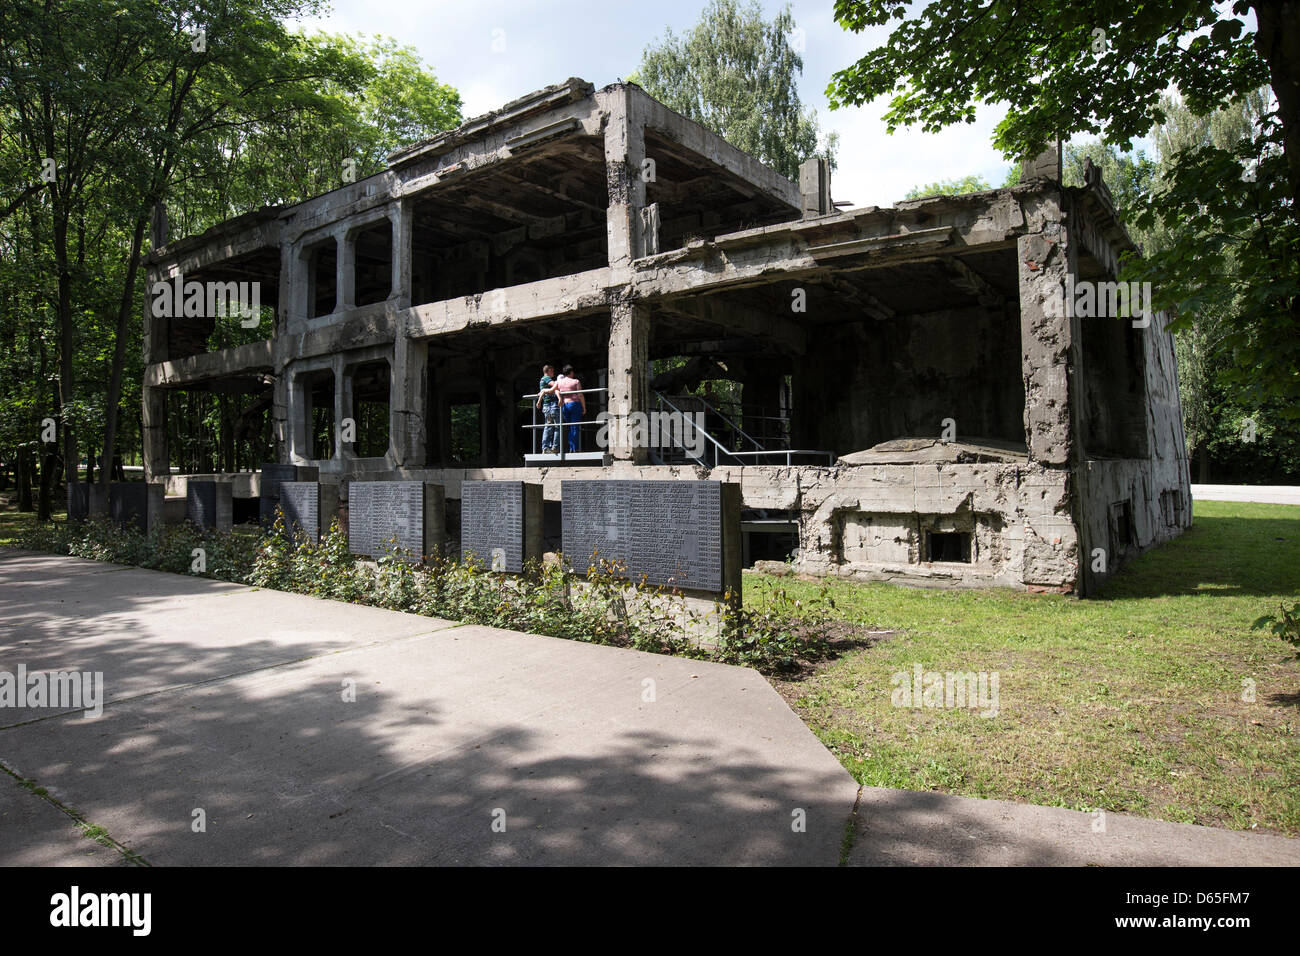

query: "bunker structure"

left=141, top=78, right=1191, bottom=595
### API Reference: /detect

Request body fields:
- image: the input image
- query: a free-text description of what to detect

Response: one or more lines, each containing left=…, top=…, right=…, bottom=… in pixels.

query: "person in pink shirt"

left=554, top=365, right=586, bottom=452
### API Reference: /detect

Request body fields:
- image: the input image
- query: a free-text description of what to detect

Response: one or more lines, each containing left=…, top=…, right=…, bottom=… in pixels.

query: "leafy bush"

left=1254, top=600, right=1300, bottom=661
left=11, top=515, right=847, bottom=677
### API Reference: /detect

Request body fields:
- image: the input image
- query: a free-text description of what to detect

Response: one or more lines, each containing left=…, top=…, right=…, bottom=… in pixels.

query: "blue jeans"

left=562, top=401, right=583, bottom=452
left=541, top=403, right=559, bottom=452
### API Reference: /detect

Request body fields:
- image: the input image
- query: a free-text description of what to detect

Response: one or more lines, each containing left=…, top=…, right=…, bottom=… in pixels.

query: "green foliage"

left=903, top=175, right=990, bottom=200
left=827, top=0, right=1299, bottom=427
left=717, top=580, right=840, bottom=676
left=15, top=518, right=843, bottom=677
left=636, top=0, right=836, bottom=180
left=0, top=4, right=462, bottom=500
left=827, top=1, right=1267, bottom=160
left=1253, top=602, right=1300, bottom=661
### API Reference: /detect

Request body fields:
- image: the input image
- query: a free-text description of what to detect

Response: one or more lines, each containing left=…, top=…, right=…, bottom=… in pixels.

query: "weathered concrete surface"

left=0, top=775, right=129, bottom=866
left=5, top=552, right=1298, bottom=867
left=0, top=551, right=453, bottom=716
left=1191, top=484, right=1300, bottom=506
left=0, top=552, right=858, bottom=866
left=848, top=787, right=1300, bottom=866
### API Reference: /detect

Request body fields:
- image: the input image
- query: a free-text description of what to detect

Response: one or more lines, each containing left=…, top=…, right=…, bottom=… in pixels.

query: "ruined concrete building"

left=142, top=78, right=1191, bottom=595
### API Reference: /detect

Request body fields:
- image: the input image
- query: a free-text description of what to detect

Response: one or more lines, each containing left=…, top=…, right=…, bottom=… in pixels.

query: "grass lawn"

left=746, top=499, right=1300, bottom=836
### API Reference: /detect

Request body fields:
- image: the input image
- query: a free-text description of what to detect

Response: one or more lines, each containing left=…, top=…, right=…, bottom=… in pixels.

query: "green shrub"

left=10, top=516, right=847, bottom=677
left=1254, top=600, right=1300, bottom=660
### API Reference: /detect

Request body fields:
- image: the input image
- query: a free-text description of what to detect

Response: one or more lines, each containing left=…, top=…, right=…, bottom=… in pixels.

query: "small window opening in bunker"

left=353, top=222, right=392, bottom=307
left=350, top=360, right=391, bottom=458
left=1109, top=500, right=1134, bottom=551
left=309, top=241, right=337, bottom=318
left=304, top=369, right=335, bottom=460
left=449, top=400, right=481, bottom=463
left=927, top=531, right=971, bottom=563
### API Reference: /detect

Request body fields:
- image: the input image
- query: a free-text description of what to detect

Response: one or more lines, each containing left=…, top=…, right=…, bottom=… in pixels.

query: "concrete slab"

left=1, top=554, right=859, bottom=865
left=848, top=787, right=1300, bottom=866
left=0, top=550, right=456, bottom=718
left=1191, top=484, right=1300, bottom=506
left=0, top=774, right=128, bottom=867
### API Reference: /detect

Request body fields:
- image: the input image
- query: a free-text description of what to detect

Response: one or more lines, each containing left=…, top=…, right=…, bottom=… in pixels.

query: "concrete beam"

left=144, top=340, right=274, bottom=389
left=406, top=268, right=618, bottom=339
left=656, top=295, right=807, bottom=355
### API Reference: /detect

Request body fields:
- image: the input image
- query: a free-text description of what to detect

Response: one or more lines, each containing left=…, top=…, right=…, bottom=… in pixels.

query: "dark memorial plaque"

left=348, top=481, right=444, bottom=559
left=67, top=483, right=90, bottom=523
left=561, top=480, right=738, bottom=594
left=188, top=482, right=216, bottom=528
left=259, top=464, right=319, bottom=531
left=278, top=481, right=337, bottom=543
left=109, top=481, right=163, bottom=533
left=259, top=463, right=299, bottom=500
left=460, top=481, right=540, bottom=572
left=187, top=480, right=232, bottom=532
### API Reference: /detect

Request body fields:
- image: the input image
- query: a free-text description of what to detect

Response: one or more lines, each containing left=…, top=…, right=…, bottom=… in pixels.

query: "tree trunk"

left=53, top=214, right=77, bottom=490
left=37, top=445, right=56, bottom=521
left=17, top=447, right=34, bottom=512
left=98, top=213, right=149, bottom=493
left=1253, top=1, right=1300, bottom=218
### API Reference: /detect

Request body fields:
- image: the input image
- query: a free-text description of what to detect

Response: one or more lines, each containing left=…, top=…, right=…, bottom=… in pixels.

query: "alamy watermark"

left=150, top=272, right=262, bottom=328
left=1065, top=275, right=1152, bottom=328
left=891, top=663, right=999, bottom=718
left=594, top=410, right=706, bottom=458
left=0, top=665, right=103, bottom=718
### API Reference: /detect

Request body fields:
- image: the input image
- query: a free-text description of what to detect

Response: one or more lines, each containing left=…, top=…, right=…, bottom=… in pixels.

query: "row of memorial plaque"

left=264, top=475, right=736, bottom=594
left=69, top=466, right=739, bottom=596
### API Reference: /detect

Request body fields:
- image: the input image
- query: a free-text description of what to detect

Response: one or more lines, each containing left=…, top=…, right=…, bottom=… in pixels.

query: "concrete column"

left=1017, top=203, right=1076, bottom=466
left=142, top=386, right=168, bottom=482
left=391, top=201, right=412, bottom=308
left=288, top=373, right=310, bottom=464
left=391, top=322, right=428, bottom=467
left=334, top=355, right=350, bottom=461
left=604, top=90, right=646, bottom=271
left=336, top=230, right=354, bottom=313
left=272, top=365, right=291, bottom=463
left=799, top=157, right=830, bottom=218
left=606, top=301, right=650, bottom=463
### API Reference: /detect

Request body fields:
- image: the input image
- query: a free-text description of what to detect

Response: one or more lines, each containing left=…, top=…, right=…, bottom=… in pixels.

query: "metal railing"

left=519, top=386, right=835, bottom=467
left=521, top=386, right=607, bottom=462
left=651, top=391, right=834, bottom=466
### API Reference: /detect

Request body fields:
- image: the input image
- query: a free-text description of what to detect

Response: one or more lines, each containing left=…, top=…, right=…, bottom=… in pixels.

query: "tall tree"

left=0, top=4, right=462, bottom=516
left=827, top=0, right=1300, bottom=421
left=634, top=0, right=837, bottom=181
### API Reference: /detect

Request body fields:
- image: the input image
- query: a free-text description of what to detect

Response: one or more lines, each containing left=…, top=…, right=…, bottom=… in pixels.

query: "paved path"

left=2, top=550, right=1297, bottom=866
left=1191, top=484, right=1300, bottom=505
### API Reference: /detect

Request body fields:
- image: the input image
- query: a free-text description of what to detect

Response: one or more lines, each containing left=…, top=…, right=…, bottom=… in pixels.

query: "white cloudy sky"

left=293, top=0, right=1020, bottom=208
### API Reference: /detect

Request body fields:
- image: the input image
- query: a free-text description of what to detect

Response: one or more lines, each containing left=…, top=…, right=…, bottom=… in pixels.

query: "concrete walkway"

left=2, top=550, right=1298, bottom=866
left=1191, top=484, right=1300, bottom=505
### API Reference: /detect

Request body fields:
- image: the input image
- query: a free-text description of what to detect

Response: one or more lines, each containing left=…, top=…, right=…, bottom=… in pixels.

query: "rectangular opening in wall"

left=449, top=400, right=481, bottom=463
left=353, top=221, right=392, bottom=307
left=926, top=530, right=971, bottom=563
left=308, top=241, right=337, bottom=318
left=302, top=369, right=335, bottom=460
left=350, top=359, right=390, bottom=458
left=1080, top=311, right=1149, bottom=458
left=1109, top=500, right=1135, bottom=553
left=1159, top=489, right=1183, bottom=527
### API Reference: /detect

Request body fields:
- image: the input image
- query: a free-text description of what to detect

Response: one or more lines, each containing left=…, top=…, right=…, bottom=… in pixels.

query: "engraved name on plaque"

left=460, top=481, right=541, bottom=572
left=561, top=480, right=738, bottom=594
left=348, top=481, right=445, bottom=560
